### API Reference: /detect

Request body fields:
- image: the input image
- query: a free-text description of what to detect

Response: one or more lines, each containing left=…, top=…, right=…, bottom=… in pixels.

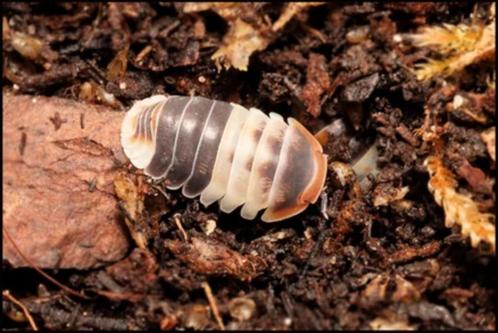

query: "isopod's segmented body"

left=121, top=95, right=327, bottom=222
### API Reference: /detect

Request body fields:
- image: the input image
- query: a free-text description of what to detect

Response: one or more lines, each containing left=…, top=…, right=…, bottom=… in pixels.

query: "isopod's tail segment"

left=261, top=118, right=328, bottom=223
left=121, top=95, right=168, bottom=169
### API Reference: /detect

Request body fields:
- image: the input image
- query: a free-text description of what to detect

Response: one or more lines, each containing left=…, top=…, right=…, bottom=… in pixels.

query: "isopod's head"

left=121, top=95, right=167, bottom=169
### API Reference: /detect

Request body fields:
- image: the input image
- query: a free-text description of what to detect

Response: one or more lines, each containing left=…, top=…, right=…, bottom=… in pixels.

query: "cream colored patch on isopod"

left=121, top=95, right=328, bottom=222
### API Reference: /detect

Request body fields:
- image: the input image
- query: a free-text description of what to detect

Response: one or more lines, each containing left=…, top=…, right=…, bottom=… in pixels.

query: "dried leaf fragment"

left=211, top=18, right=271, bottom=71
left=183, top=304, right=210, bottom=330
left=7, top=30, right=58, bottom=66
left=113, top=173, right=147, bottom=249
left=107, top=45, right=130, bottom=80
left=362, top=274, right=389, bottom=305
left=425, top=155, right=495, bottom=251
left=10, top=31, right=44, bottom=60
left=183, top=2, right=268, bottom=71
left=391, top=275, right=421, bottom=303
left=185, top=2, right=326, bottom=71
left=113, top=174, right=144, bottom=221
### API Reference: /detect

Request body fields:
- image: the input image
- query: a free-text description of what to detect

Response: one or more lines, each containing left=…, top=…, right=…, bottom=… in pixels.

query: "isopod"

left=121, top=95, right=327, bottom=222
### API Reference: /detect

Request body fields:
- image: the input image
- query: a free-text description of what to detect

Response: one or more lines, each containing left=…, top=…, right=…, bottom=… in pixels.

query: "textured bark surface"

left=3, top=93, right=130, bottom=269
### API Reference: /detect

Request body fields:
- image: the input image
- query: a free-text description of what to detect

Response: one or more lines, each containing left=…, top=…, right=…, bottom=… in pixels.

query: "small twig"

left=3, top=226, right=90, bottom=300
left=172, top=213, right=189, bottom=242
left=3, top=290, right=39, bottom=331
left=201, top=282, right=225, bottom=330
left=135, top=45, right=152, bottom=63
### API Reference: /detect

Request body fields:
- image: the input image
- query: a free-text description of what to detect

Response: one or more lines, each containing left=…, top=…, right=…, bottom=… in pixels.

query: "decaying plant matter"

left=184, top=2, right=325, bottom=71
left=425, top=155, right=495, bottom=252
left=408, top=3, right=495, bottom=80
